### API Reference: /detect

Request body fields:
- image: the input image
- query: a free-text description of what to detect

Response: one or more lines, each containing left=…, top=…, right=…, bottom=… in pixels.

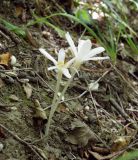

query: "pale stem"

left=45, top=63, right=80, bottom=138
left=45, top=70, right=63, bottom=136
left=55, top=63, right=81, bottom=108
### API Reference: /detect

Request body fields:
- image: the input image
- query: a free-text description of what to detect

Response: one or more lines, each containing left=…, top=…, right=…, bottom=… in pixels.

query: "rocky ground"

left=0, top=1, right=138, bottom=160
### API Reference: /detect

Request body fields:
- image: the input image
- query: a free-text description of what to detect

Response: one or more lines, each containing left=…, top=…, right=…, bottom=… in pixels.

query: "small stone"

left=66, top=108, right=70, bottom=112
left=10, top=55, right=17, bottom=66
left=0, top=142, right=4, bottom=152
left=11, top=107, right=17, bottom=110
left=84, top=106, right=90, bottom=111
left=132, top=81, right=137, bottom=86
left=9, top=95, right=19, bottom=102
left=88, top=81, right=99, bottom=91
left=83, top=116, right=88, bottom=121
left=42, top=31, right=51, bottom=38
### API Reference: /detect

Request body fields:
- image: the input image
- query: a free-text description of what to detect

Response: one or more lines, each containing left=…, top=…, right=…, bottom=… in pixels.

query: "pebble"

left=0, top=142, right=4, bottom=152
left=88, top=81, right=99, bottom=91
left=10, top=55, right=17, bottom=66
left=9, top=95, right=19, bottom=102
left=84, top=106, right=90, bottom=111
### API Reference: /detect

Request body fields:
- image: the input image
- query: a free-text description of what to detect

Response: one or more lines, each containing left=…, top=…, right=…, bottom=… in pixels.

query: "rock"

left=0, top=142, right=4, bottom=152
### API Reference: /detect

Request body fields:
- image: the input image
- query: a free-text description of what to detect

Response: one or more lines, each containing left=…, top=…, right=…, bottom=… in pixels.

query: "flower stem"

left=55, top=70, right=76, bottom=104
left=45, top=64, right=80, bottom=138
left=45, top=70, right=62, bottom=137
left=46, top=67, right=78, bottom=132
left=49, top=65, right=80, bottom=117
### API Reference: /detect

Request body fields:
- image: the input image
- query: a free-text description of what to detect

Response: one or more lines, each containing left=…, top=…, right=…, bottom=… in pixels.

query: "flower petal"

left=65, top=32, right=77, bottom=56
left=48, top=66, right=57, bottom=70
left=62, top=68, right=71, bottom=78
left=39, top=48, right=57, bottom=65
left=58, top=48, right=65, bottom=62
left=84, top=47, right=105, bottom=60
left=87, top=56, right=109, bottom=61
left=77, top=39, right=92, bottom=60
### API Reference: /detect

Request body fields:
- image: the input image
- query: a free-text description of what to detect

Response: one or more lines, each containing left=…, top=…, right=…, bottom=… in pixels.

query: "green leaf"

left=27, top=13, right=65, bottom=38
left=0, top=19, right=26, bottom=38
left=75, top=9, right=92, bottom=25
left=115, top=150, right=138, bottom=160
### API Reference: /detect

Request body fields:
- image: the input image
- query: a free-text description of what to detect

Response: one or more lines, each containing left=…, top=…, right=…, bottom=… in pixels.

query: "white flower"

left=65, top=32, right=109, bottom=66
left=39, top=48, right=74, bottom=78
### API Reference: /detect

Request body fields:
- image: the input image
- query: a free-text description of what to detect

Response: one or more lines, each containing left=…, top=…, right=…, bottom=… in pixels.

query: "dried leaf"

left=66, top=119, right=98, bottom=146
left=58, top=103, right=69, bottom=113
left=25, top=29, right=39, bottom=48
left=33, top=99, right=47, bottom=133
left=92, top=146, right=110, bottom=154
left=0, top=52, right=11, bottom=66
left=23, top=83, right=32, bottom=99
left=33, top=100, right=47, bottom=120
left=15, top=6, right=24, bottom=17
left=111, top=137, right=130, bottom=152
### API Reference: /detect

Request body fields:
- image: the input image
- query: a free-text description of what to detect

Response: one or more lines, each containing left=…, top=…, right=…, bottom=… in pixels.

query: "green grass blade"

left=115, top=150, right=138, bottom=160
left=0, top=18, right=26, bottom=38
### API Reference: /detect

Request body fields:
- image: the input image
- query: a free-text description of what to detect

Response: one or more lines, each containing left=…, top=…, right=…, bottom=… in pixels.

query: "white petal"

left=62, top=68, right=71, bottom=78
left=58, top=48, right=65, bottom=62
left=84, top=47, right=105, bottom=60
left=48, top=66, right=57, bottom=70
left=77, top=39, right=92, bottom=60
left=87, top=56, right=109, bottom=61
left=39, top=48, right=57, bottom=65
left=65, top=32, right=77, bottom=56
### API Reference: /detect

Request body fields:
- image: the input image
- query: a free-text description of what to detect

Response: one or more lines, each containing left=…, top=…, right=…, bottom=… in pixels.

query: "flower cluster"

left=39, top=32, right=109, bottom=136
left=39, top=32, right=109, bottom=77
